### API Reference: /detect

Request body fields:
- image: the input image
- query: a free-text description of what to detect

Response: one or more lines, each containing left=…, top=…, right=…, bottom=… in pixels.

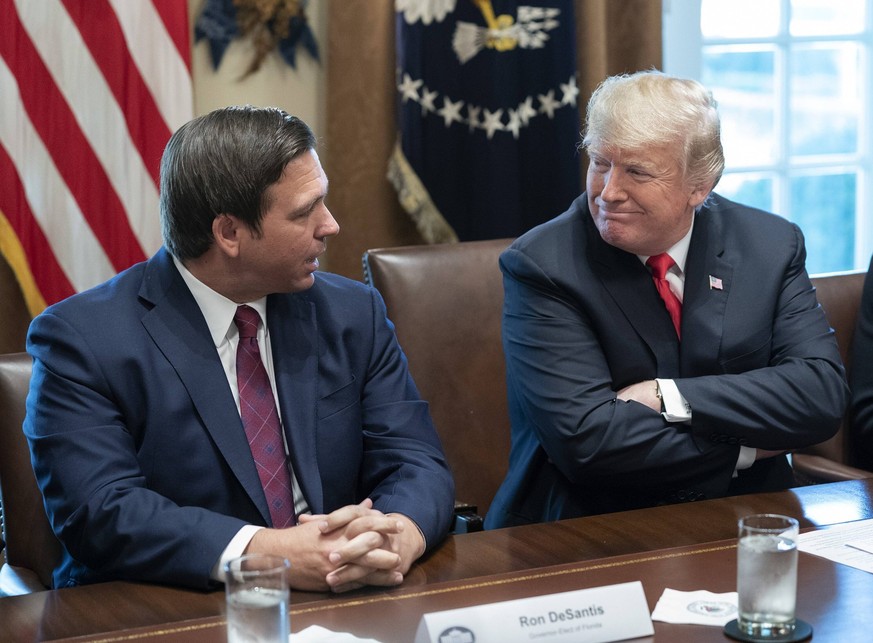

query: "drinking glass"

left=736, top=514, right=799, bottom=638
left=225, top=554, right=290, bottom=643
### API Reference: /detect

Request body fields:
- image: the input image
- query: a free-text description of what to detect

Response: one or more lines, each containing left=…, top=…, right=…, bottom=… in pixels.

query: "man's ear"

left=212, top=214, right=242, bottom=258
left=688, top=184, right=711, bottom=210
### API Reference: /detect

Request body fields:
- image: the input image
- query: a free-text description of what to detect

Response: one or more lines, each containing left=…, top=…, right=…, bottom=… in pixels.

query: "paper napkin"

left=291, top=625, right=382, bottom=642
left=651, top=588, right=738, bottom=626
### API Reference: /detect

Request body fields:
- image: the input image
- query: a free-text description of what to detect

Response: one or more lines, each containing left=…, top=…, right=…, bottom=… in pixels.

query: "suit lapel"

left=267, top=293, right=324, bottom=514
left=138, top=250, right=271, bottom=523
left=587, top=219, right=680, bottom=375
left=681, top=205, right=732, bottom=374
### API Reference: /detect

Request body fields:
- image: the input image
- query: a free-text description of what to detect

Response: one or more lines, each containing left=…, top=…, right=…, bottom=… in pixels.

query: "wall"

left=187, top=1, right=328, bottom=141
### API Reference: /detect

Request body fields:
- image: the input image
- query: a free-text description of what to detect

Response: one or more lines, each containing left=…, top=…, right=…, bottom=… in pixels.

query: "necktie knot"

left=234, top=305, right=260, bottom=340
left=646, top=253, right=676, bottom=280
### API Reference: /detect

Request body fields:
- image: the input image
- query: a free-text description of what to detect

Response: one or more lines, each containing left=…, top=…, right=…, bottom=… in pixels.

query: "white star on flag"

left=560, top=76, right=579, bottom=106
left=538, top=89, right=560, bottom=118
left=437, top=97, right=464, bottom=127
left=398, top=73, right=423, bottom=102
left=482, top=108, right=505, bottom=139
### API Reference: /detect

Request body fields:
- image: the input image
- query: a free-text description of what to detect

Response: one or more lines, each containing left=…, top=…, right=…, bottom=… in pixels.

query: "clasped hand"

left=245, top=498, right=425, bottom=593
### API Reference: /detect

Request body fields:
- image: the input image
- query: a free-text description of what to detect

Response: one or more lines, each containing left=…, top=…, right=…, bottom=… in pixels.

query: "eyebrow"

left=588, top=150, right=657, bottom=172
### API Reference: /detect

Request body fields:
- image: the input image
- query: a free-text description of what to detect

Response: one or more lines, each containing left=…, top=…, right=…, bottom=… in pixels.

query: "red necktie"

left=646, top=253, right=682, bottom=338
left=234, top=305, right=295, bottom=528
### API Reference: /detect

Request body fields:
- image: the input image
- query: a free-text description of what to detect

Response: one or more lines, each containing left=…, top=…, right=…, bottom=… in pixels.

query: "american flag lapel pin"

left=709, top=275, right=724, bottom=290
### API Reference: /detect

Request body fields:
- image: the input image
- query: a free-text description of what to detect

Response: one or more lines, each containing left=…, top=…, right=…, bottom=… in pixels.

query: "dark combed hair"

left=159, top=105, right=316, bottom=260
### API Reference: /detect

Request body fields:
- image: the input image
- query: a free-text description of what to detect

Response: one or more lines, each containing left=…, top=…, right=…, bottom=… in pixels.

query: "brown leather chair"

left=0, top=252, right=31, bottom=354
left=793, top=270, right=873, bottom=482
left=0, top=352, right=61, bottom=595
left=363, top=239, right=513, bottom=525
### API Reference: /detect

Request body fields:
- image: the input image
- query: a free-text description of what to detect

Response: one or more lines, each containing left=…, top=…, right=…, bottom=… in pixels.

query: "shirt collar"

left=172, top=255, right=268, bottom=347
left=638, top=215, right=695, bottom=274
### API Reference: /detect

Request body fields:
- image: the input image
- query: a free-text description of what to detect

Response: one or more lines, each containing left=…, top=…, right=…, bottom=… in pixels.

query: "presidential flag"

left=390, top=0, right=581, bottom=243
left=0, top=0, right=193, bottom=314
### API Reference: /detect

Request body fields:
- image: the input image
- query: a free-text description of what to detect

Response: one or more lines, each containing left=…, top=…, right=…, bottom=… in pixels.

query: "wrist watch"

left=654, top=380, right=665, bottom=412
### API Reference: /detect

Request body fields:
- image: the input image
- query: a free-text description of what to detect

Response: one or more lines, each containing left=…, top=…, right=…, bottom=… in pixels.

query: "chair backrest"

left=0, top=253, right=31, bottom=354
left=0, top=352, right=60, bottom=591
left=801, top=270, right=867, bottom=465
left=363, top=239, right=513, bottom=516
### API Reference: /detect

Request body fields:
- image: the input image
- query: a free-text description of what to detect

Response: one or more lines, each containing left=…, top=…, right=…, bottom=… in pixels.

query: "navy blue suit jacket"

left=485, top=193, right=849, bottom=528
left=25, top=248, right=454, bottom=588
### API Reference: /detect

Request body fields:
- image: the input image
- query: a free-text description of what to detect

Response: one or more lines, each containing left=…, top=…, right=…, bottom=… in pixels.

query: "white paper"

left=846, top=538, right=873, bottom=555
left=291, top=625, right=382, bottom=642
left=797, top=518, right=873, bottom=574
left=651, top=588, right=738, bottom=626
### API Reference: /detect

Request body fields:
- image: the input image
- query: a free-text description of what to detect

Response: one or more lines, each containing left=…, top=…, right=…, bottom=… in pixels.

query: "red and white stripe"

left=0, top=0, right=192, bottom=312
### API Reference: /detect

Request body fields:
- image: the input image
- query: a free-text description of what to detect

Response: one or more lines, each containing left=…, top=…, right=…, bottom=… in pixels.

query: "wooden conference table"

left=2, top=478, right=872, bottom=642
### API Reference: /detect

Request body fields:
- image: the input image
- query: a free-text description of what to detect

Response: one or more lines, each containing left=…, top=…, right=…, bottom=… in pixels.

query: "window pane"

left=703, top=46, right=777, bottom=167
left=715, top=173, right=774, bottom=213
left=702, top=0, right=780, bottom=38
left=790, top=44, right=861, bottom=156
left=789, top=172, right=856, bottom=273
left=790, top=0, right=865, bottom=36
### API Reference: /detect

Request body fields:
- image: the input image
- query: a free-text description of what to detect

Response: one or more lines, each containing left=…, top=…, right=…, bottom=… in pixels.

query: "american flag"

left=0, top=0, right=192, bottom=315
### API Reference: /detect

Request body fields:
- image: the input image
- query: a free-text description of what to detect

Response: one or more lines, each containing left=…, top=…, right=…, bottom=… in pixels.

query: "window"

left=663, top=0, right=872, bottom=274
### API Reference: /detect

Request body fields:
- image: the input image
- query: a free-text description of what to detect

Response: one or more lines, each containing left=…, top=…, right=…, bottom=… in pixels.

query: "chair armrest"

left=0, top=562, right=49, bottom=596
left=793, top=453, right=873, bottom=485
left=452, top=500, right=484, bottom=533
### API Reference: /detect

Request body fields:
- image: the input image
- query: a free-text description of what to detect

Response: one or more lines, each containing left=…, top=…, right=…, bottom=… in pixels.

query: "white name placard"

left=414, top=580, right=653, bottom=643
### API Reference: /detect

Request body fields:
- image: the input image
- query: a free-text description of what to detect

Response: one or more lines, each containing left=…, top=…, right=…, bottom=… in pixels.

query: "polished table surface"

left=3, top=479, right=873, bottom=641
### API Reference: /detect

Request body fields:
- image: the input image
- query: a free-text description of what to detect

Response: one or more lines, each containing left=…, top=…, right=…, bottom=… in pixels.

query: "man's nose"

left=600, top=168, right=627, bottom=201
left=318, top=207, right=340, bottom=238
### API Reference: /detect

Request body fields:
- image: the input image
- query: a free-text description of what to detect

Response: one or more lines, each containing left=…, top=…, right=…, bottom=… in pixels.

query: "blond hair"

left=582, top=70, right=724, bottom=192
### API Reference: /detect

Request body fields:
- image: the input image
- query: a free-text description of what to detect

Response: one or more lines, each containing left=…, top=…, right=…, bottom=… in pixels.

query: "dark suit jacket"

left=485, top=193, right=849, bottom=528
left=851, top=254, right=873, bottom=469
left=25, top=248, right=454, bottom=589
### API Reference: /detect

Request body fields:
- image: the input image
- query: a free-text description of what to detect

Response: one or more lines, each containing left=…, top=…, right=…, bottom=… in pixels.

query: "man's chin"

left=280, top=273, right=317, bottom=294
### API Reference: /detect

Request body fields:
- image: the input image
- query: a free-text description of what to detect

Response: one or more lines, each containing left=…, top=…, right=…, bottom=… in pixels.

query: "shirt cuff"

left=736, top=445, right=757, bottom=471
left=210, top=524, right=264, bottom=583
left=656, top=378, right=692, bottom=422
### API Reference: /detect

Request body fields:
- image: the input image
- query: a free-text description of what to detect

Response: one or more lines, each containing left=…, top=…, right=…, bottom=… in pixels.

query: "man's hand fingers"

left=316, top=500, right=379, bottom=534
left=327, top=565, right=403, bottom=593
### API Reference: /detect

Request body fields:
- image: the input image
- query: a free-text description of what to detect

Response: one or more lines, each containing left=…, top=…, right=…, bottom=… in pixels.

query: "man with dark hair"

left=25, top=106, right=455, bottom=592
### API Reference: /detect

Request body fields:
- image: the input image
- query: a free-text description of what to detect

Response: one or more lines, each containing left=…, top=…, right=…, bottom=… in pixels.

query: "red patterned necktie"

left=646, top=253, right=682, bottom=338
left=234, top=305, right=295, bottom=528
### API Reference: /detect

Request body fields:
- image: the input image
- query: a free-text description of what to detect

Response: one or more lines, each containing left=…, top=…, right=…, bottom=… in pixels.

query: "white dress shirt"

left=173, top=257, right=309, bottom=582
left=637, top=219, right=756, bottom=474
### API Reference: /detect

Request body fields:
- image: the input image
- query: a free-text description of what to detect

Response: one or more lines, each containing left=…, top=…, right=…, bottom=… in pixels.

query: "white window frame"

left=663, top=0, right=873, bottom=272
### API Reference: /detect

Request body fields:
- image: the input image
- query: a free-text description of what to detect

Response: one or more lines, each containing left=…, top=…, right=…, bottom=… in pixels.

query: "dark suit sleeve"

left=25, top=311, right=247, bottom=589
left=851, top=255, right=873, bottom=468
left=501, top=248, right=740, bottom=489
left=675, top=224, right=848, bottom=450
left=356, top=287, right=455, bottom=549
